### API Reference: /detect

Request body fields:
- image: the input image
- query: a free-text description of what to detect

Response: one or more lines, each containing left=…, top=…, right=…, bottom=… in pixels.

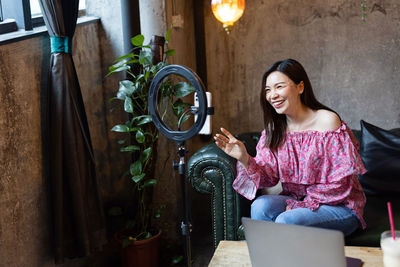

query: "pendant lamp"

left=211, top=0, right=245, bottom=34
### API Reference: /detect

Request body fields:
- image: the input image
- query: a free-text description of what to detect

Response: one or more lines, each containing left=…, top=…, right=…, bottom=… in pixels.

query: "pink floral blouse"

left=233, top=121, right=367, bottom=229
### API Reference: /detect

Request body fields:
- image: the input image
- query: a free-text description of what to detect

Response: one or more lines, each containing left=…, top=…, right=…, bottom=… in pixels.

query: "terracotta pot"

left=117, top=230, right=162, bottom=267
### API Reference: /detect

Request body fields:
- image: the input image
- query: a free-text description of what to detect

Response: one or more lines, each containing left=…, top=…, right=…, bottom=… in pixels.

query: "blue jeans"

left=251, top=195, right=359, bottom=236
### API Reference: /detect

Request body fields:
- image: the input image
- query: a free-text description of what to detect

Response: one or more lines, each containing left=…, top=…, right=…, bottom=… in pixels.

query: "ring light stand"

left=148, top=65, right=213, bottom=267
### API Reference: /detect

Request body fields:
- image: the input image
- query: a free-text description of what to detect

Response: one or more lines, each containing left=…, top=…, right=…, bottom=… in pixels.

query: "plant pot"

left=116, top=230, right=162, bottom=267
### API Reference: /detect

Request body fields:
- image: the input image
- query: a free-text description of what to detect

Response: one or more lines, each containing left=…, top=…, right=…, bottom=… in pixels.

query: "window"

left=29, top=0, right=41, bottom=17
left=30, top=0, right=86, bottom=27
left=0, top=0, right=86, bottom=34
left=30, top=0, right=86, bottom=17
left=0, top=2, right=3, bottom=21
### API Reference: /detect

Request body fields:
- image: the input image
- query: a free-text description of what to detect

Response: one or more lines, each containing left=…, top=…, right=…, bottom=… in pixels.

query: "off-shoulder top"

left=233, top=121, right=367, bottom=229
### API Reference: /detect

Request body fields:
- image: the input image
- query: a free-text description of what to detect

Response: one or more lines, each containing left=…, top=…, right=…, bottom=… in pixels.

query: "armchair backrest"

left=235, top=132, right=261, bottom=157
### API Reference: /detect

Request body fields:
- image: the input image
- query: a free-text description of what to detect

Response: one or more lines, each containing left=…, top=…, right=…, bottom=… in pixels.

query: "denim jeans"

left=250, top=195, right=359, bottom=236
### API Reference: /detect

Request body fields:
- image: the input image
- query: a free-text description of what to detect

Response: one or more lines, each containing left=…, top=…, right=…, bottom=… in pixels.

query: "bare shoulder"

left=314, top=109, right=341, bottom=131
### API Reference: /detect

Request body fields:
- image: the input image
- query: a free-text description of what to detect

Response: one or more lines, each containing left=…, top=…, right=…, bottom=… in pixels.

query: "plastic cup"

left=381, top=230, right=400, bottom=267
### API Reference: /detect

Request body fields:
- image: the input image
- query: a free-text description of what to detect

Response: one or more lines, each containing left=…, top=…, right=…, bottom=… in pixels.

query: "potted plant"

left=107, top=30, right=193, bottom=267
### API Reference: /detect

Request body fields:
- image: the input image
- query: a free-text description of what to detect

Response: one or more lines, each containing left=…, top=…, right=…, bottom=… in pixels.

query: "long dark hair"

left=260, top=59, right=338, bottom=150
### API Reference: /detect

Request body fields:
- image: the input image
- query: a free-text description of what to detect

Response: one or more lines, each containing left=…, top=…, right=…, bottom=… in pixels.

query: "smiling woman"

left=264, top=72, right=304, bottom=116
left=214, top=58, right=367, bottom=241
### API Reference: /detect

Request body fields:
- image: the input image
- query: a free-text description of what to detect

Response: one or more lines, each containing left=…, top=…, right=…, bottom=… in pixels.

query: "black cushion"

left=358, top=120, right=400, bottom=196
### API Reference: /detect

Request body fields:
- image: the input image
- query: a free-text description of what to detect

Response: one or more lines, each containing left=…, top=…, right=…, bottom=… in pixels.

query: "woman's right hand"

left=214, top=128, right=249, bottom=167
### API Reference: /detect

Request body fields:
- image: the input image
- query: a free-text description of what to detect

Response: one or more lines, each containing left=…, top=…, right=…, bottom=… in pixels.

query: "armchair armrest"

left=187, top=142, right=251, bottom=248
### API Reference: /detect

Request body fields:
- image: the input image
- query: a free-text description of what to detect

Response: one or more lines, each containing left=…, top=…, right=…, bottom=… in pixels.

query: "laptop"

left=242, top=217, right=362, bottom=267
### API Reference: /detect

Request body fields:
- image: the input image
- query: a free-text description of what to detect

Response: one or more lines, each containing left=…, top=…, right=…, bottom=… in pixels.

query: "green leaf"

left=119, top=80, right=136, bottom=96
left=125, top=59, right=139, bottom=64
left=139, top=50, right=152, bottom=66
left=166, top=26, right=172, bottom=42
left=131, top=34, right=144, bottom=47
left=116, top=91, right=126, bottom=100
left=165, top=49, right=175, bottom=56
left=136, top=130, right=145, bottom=143
left=172, top=255, right=183, bottom=265
left=108, top=60, right=124, bottom=71
left=173, top=82, right=195, bottom=98
left=130, top=161, right=142, bottom=176
left=114, top=53, right=134, bottom=63
left=144, top=70, right=150, bottom=80
left=132, top=115, right=149, bottom=121
left=128, top=127, right=140, bottom=132
left=107, top=65, right=130, bottom=77
left=136, top=74, right=145, bottom=82
left=107, top=61, right=131, bottom=77
left=160, top=81, right=173, bottom=97
left=117, top=140, right=126, bottom=145
left=120, top=145, right=140, bottom=152
left=132, top=173, right=146, bottom=183
left=141, top=147, right=152, bottom=162
left=137, top=116, right=152, bottom=125
left=124, top=97, right=133, bottom=113
left=111, top=125, right=130, bottom=132
left=144, top=232, right=152, bottom=239
left=172, top=99, right=191, bottom=117
left=143, top=179, right=157, bottom=188
left=180, top=114, right=191, bottom=124
left=150, top=62, right=166, bottom=73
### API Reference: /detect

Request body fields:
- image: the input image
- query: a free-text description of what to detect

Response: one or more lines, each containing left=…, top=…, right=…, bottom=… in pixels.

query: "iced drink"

left=381, top=231, right=400, bottom=267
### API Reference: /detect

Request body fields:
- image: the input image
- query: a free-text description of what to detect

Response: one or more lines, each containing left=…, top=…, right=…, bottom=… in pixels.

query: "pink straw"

left=387, top=202, right=396, bottom=240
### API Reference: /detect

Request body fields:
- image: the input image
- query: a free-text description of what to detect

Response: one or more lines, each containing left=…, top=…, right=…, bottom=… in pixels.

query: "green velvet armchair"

left=187, top=133, right=259, bottom=248
left=186, top=129, right=400, bottom=249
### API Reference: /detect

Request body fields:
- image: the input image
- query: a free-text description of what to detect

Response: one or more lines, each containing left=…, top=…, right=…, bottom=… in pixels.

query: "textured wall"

left=152, top=0, right=199, bottom=243
left=204, top=0, right=400, bottom=134
left=139, top=0, right=167, bottom=43
left=0, top=6, right=125, bottom=266
left=85, top=0, right=133, bottom=209
left=0, top=35, right=50, bottom=267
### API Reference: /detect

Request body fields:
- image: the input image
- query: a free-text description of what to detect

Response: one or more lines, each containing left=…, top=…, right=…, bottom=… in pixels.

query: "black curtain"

left=39, top=0, right=106, bottom=263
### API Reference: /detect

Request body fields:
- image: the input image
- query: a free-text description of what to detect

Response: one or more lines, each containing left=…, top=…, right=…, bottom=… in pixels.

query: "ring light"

left=148, top=65, right=208, bottom=143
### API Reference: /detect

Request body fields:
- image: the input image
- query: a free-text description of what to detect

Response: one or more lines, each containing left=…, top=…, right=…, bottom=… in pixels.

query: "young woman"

left=214, top=59, right=366, bottom=236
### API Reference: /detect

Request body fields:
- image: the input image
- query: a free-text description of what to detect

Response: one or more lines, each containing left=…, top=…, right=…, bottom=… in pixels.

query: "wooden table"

left=208, top=241, right=383, bottom=267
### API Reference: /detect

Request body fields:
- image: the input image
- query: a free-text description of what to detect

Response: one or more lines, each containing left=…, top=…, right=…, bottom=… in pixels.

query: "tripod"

left=148, top=65, right=212, bottom=267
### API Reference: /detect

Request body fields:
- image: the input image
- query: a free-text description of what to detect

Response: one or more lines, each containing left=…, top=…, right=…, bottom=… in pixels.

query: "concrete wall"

left=0, top=35, right=49, bottom=267
left=0, top=0, right=126, bottom=265
left=203, top=0, right=400, bottom=134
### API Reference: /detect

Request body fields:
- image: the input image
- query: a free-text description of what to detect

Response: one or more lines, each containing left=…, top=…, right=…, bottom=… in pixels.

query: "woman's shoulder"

left=313, top=109, right=341, bottom=132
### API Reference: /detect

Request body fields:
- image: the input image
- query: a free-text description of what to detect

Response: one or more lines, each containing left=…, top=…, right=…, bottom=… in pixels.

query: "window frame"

left=0, top=1, right=3, bottom=22
left=0, top=0, right=32, bottom=34
left=0, top=0, right=86, bottom=36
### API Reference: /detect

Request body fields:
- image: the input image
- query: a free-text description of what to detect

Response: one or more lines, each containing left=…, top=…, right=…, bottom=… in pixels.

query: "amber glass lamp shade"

left=211, top=0, right=245, bottom=34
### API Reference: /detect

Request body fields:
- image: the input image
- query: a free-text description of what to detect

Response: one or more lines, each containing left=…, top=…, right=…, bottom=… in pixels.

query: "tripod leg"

left=179, top=161, right=192, bottom=267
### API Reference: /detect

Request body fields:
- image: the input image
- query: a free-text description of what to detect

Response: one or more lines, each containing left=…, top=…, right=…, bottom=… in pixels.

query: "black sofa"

left=187, top=120, right=400, bottom=248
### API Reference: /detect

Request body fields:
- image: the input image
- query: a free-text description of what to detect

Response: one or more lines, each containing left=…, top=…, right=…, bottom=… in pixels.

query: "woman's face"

left=265, top=71, right=304, bottom=115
